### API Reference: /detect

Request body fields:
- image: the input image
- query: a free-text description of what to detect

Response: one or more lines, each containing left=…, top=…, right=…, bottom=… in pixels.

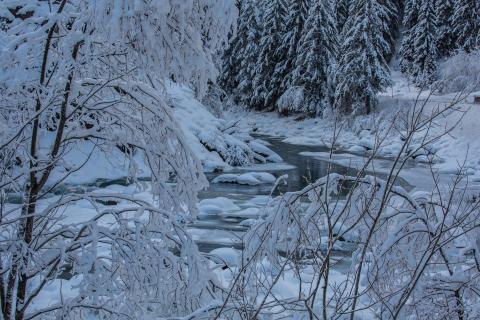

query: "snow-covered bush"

left=0, top=1, right=235, bottom=319
left=436, top=49, right=480, bottom=94
left=216, top=94, right=480, bottom=319
left=225, top=171, right=480, bottom=319
left=276, top=86, right=306, bottom=114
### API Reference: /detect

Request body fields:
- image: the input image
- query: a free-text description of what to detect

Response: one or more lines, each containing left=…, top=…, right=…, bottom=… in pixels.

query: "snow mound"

left=248, top=140, right=283, bottom=163
left=239, top=218, right=258, bottom=226
left=212, top=172, right=276, bottom=185
left=198, top=197, right=240, bottom=216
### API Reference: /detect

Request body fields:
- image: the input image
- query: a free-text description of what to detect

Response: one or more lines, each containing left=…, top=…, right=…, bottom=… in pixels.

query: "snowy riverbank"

left=230, top=71, right=480, bottom=189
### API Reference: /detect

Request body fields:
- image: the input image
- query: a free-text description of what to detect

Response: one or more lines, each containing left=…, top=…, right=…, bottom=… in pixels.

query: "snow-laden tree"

left=452, top=0, right=480, bottom=52
left=250, top=0, right=287, bottom=110
left=219, top=0, right=250, bottom=99
left=436, top=0, right=456, bottom=57
left=335, top=0, right=392, bottom=115
left=276, top=0, right=310, bottom=95
left=219, top=0, right=263, bottom=105
left=381, top=0, right=400, bottom=62
left=400, top=0, right=420, bottom=75
left=280, top=0, right=338, bottom=114
left=335, top=0, right=351, bottom=33
left=0, top=1, right=235, bottom=319
left=411, top=0, right=438, bottom=86
left=235, top=0, right=263, bottom=103
left=436, top=49, right=480, bottom=94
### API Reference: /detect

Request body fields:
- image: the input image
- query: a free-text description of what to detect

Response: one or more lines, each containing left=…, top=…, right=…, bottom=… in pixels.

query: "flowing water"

left=192, top=135, right=405, bottom=253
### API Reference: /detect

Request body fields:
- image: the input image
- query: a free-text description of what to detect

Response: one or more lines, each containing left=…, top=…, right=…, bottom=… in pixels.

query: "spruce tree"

left=277, top=0, right=309, bottom=94
left=218, top=0, right=261, bottom=103
left=335, top=0, right=392, bottom=115
left=400, top=0, right=419, bottom=75
left=289, top=0, right=338, bottom=113
left=250, top=0, right=287, bottom=110
left=336, top=0, right=350, bottom=33
left=218, top=0, right=248, bottom=97
left=236, top=0, right=262, bottom=102
left=412, top=0, right=438, bottom=86
left=380, top=0, right=400, bottom=62
left=436, top=0, right=455, bottom=57
left=452, top=0, right=480, bottom=52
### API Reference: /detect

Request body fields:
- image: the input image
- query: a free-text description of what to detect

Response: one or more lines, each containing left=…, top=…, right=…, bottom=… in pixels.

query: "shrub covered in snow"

left=277, top=86, right=306, bottom=114
left=436, top=49, right=480, bottom=94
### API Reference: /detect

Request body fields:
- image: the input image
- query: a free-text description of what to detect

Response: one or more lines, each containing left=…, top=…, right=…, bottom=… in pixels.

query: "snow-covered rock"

left=198, top=197, right=240, bottom=216
left=347, top=145, right=368, bottom=153
left=249, top=140, right=283, bottom=163
left=212, top=172, right=276, bottom=185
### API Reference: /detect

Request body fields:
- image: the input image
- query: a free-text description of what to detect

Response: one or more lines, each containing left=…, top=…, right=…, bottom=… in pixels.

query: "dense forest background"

left=220, top=0, right=480, bottom=115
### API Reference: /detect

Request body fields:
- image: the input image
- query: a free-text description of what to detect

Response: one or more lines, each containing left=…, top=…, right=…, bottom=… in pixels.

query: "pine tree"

left=218, top=0, right=246, bottom=96
left=452, top=0, right=480, bottom=52
left=380, top=0, right=400, bottom=62
left=236, top=0, right=262, bottom=102
left=400, top=0, right=419, bottom=75
left=436, top=0, right=456, bottom=57
left=277, top=0, right=310, bottom=93
left=219, top=0, right=261, bottom=103
left=335, top=0, right=392, bottom=115
left=336, top=0, right=350, bottom=33
left=289, top=0, right=338, bottom=113
left=412, top=0, right=438, bottom=86
left=250, top=0, right=287, bottom=110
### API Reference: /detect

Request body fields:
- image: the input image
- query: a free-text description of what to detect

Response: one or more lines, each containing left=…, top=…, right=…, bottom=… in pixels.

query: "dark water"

left=193, top=136, right=367, bottom=252
left=201, top=137, right=354, bottom=197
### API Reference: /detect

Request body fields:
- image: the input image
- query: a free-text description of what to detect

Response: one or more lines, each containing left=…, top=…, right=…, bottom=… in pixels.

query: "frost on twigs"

left=0, top=1, right=235, bottom=319
left=224, top=170, right=480, bottom=319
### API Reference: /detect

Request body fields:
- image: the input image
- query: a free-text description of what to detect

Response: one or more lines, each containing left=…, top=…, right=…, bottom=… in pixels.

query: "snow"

left=277, top=86, right=305, bottom=113
left=220, top=207, right=260, bottom=219
left=239, top=218, right=258, bottom=226
left=198, top=197, right=240, bottom=216
left=230, top=70, right=480, bottom=189
left=249, top=195, right=271, bottom=206
left=235, top=162, right=296, bottom=171
left=29, top=81, right=287, bottom=192
left=208, top=248, right=241, bottom=267
left=248, top=140, right=283, bottom=163
left=212, top=172, right=276, bottom=185
left=168, top=81, right=284, bottom=169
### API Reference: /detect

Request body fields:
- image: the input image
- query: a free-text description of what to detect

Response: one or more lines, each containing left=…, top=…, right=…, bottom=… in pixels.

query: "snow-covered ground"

left=230, top=71, right=480, bottom=188
left=167, top=82, right=283, bottom=172
left=8, top=72, right=479, bottom=319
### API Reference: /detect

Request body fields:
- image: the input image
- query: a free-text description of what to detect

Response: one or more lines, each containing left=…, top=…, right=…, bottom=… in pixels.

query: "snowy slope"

left=41, top=82, right=282, bottom=187
left=167, top=82, right=282, bottom=171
